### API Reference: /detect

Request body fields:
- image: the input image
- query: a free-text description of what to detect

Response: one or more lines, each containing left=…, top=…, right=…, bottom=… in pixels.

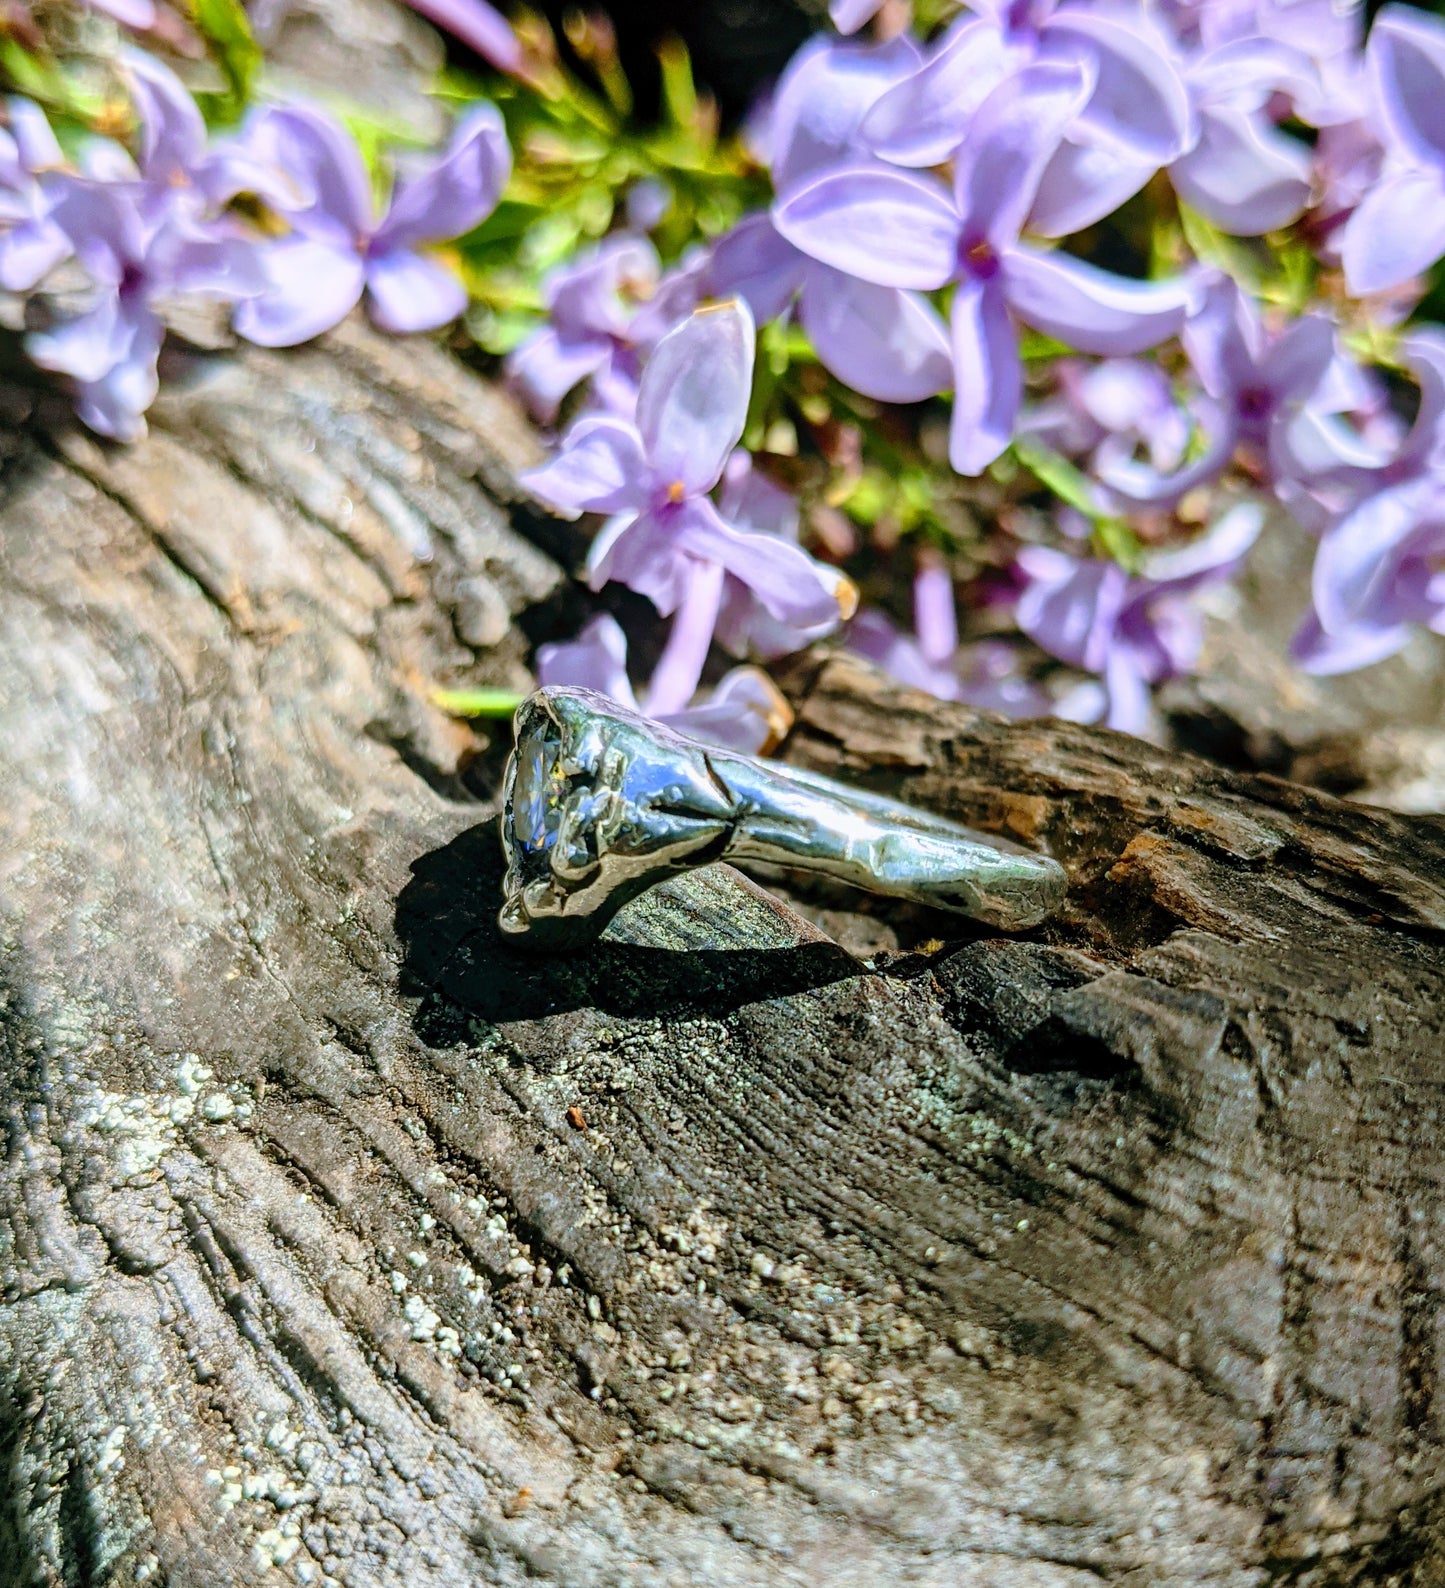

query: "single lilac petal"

left=364, top=247, right=467, bottom=333
left=583, top=358, right=642, bottom=421
left=1311, top=481, right=1430, bottom=633
left=664, top=668, right=792, bottom=756
left=1139, top=500, right=1263, bottom=589
left=1368, top=5, right=1445, bottom=168
left=0, top=215, right=70, bottom=292
left=586, top=513, right=674, bottom=610
left=0, top=127, right=22, bottom=191
left=77, top=139, right=140, bottom=184
left=120, top=48, right=205, bottom=182
left=1028, top=138, right=1157, bottom=237
left=1181, top=272, right=1260, bottom=398
left=1121, top=591, right=1203, bottom=680
left=1003, top=246, right=1193, bottom=355
left=246, top=104, right=372, bottom=234
left=399, top=0, right=523, bottom=73
left=372, top=104, right=510, bottom=252
left=232, top=235, right=366, bottom=346
left=1275, top=405, right=1392, bottom=483
left=848, top=608, right=960, bottom=699
left=505, top=326, right=610, bottom=423
left=42, top=174, right=146, bottom=265
left=1253, top=316, right=1337, bottom=412
left=948, top=275, right=1021, bottom=477
left=1393, top=328, right=1445, bottom=475
left=82, top=0, right=156, bottom=26
left=27, top=292, right=133, bottom=383
left=718, top=451, right=800, bottom=541
left=7, top=98, right=63, bottom=172
left=626, top=179, right=670, bottom=232
left=1015, top=546, right=1130, bottom=672
left=644, top=559, right=727, bottom=716
left=673, top=497, right=851, bottom=632
left=955, top=61, right=1095, bottom=247
left=1039, top=8, right=1194, bottom=163
left=913, top=560, right=958, bottom=665
left=162, top=223, right=268, bottom=300
left=536, top=612, right=639, bottom=708
left=1169, top=106, right=1312, bottom=234
left=628, top=249, right=706, bottom=348
left=636, top=300, right=754, bottom=495
left=1095, top=398, right=1237, bottom=508
left=829, top=0, right=885, bottom=33
left=71, top=309, right=163, bottom=442
left=861, top=16, right=1011, bottom=168
left=1077, top=357, right=1174, bottom=441
left=707, top=215, right=806, bottom=325
left=1101, top=643, right=1155, bottom=736
left=1341, top=166, right=1445, bottom=296
left=1188, top=35, right=1321, bottom=115
left=798, top=267, right=953, bottom=403
left=521, top=416, right=651, bottom=519
left=1291, top=607, right=1412, bottom=674
left=769, top=33, right=923, bottom=193
left=547, top=234, right=658, bottom=338
left=774, top=166, right=959, bottom=291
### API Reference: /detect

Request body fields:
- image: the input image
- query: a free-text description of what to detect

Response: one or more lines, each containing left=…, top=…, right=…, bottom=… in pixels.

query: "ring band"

left=499, top=686, right=1068, bottom=949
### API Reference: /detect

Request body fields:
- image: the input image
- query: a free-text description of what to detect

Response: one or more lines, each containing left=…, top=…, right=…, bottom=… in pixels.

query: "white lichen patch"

left=75, top=1056, right=253, bottom=1181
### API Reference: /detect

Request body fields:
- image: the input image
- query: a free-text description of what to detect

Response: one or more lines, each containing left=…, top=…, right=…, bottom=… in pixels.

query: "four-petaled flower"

left=234, top=102, right=510, bottom=345
left=522, top=300, right=854, bottom=716
left=776, top=62, right=1195, bottom=473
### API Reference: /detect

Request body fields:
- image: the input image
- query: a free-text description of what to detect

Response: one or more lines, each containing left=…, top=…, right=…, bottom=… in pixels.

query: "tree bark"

left=3, top=315, right=1445, bottom=1588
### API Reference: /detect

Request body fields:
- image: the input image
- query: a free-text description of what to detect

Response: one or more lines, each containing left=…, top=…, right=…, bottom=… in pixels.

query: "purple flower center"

left=960, top=236, right=1001, bottom=282
left=1238, top=385, right=1273, bottom=423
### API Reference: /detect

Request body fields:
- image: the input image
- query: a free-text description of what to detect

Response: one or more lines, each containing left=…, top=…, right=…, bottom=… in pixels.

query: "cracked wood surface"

left=3, top=323, right=1445, bottom=1588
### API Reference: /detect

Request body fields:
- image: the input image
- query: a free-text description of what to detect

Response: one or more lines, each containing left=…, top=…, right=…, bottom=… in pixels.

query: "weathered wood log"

left=4, top=314, right=1445, bottom=1588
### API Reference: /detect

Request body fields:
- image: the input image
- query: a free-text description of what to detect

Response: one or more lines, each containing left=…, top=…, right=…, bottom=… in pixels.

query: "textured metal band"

left=499, top=686, right=1068, bottom=949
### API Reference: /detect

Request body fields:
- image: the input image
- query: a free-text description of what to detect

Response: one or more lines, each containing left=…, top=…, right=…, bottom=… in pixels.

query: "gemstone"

left=509, top=720, right=571, bottom=884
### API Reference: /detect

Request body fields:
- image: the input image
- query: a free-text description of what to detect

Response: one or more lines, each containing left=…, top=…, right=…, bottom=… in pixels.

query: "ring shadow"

left=394, top=818, right=865, bottom=1032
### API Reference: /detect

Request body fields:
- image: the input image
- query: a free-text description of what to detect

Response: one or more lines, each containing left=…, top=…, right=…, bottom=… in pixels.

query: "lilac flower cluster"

left=518, top=0, right=1445, bottom=743
left=1, top=47, right=507, bottom=440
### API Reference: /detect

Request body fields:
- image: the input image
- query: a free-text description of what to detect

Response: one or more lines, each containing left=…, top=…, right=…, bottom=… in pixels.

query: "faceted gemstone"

left=509, top=721, right=571, bottom=883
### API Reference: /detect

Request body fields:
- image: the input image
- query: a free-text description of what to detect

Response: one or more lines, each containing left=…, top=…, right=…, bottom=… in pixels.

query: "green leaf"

left=1011, top=435, right=1101, bottom=520
left=432, top=688, right=526, bottom=718
left=1093, top=517, right=1144, bottom=573
left=188, top=0, right=262, bottom=117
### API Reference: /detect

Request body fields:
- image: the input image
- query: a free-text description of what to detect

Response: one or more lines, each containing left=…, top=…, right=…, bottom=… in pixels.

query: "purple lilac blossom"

left=536, top=613, right=793, bottom=754
left=1092, top=275, right=1348, bottom=510
left=712, top=450, right=857, bottom=659
left=233, top=102, right=509, bottom=345
left=776, top=61, right=1195, bottom=474
left=23, top=59, right=271, bottom=440
left=1296, top=332, right=1445, bottom=671
left=1168, top=36, right=1317, bottom=234
left=848, top=561, right=1058, bottom=716
left=705, top=34, right=953, bottom=404
left=522, top=301, right=851, bottom=714
left=0, top=99, right=71, bottom=292
left=506, top=235, right=659, bottom=423
left=861, top=0, right=1194, bottom=236
left=1014, top=500, right=1263, bottom=732
left=1340, top=6, right=1445, bottom=296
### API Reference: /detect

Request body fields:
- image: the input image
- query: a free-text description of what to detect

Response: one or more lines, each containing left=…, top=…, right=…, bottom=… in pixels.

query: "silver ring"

left=499, top=686, right=1068, bottom=950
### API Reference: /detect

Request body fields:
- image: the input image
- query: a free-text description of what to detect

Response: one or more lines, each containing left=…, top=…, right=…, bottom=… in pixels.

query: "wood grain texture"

left=3, top=313, right=1445, bottom=1586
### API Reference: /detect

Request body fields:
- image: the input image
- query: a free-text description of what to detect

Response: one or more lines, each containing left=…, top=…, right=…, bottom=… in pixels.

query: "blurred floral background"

left=7, top=0, right=1445, bottom=802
